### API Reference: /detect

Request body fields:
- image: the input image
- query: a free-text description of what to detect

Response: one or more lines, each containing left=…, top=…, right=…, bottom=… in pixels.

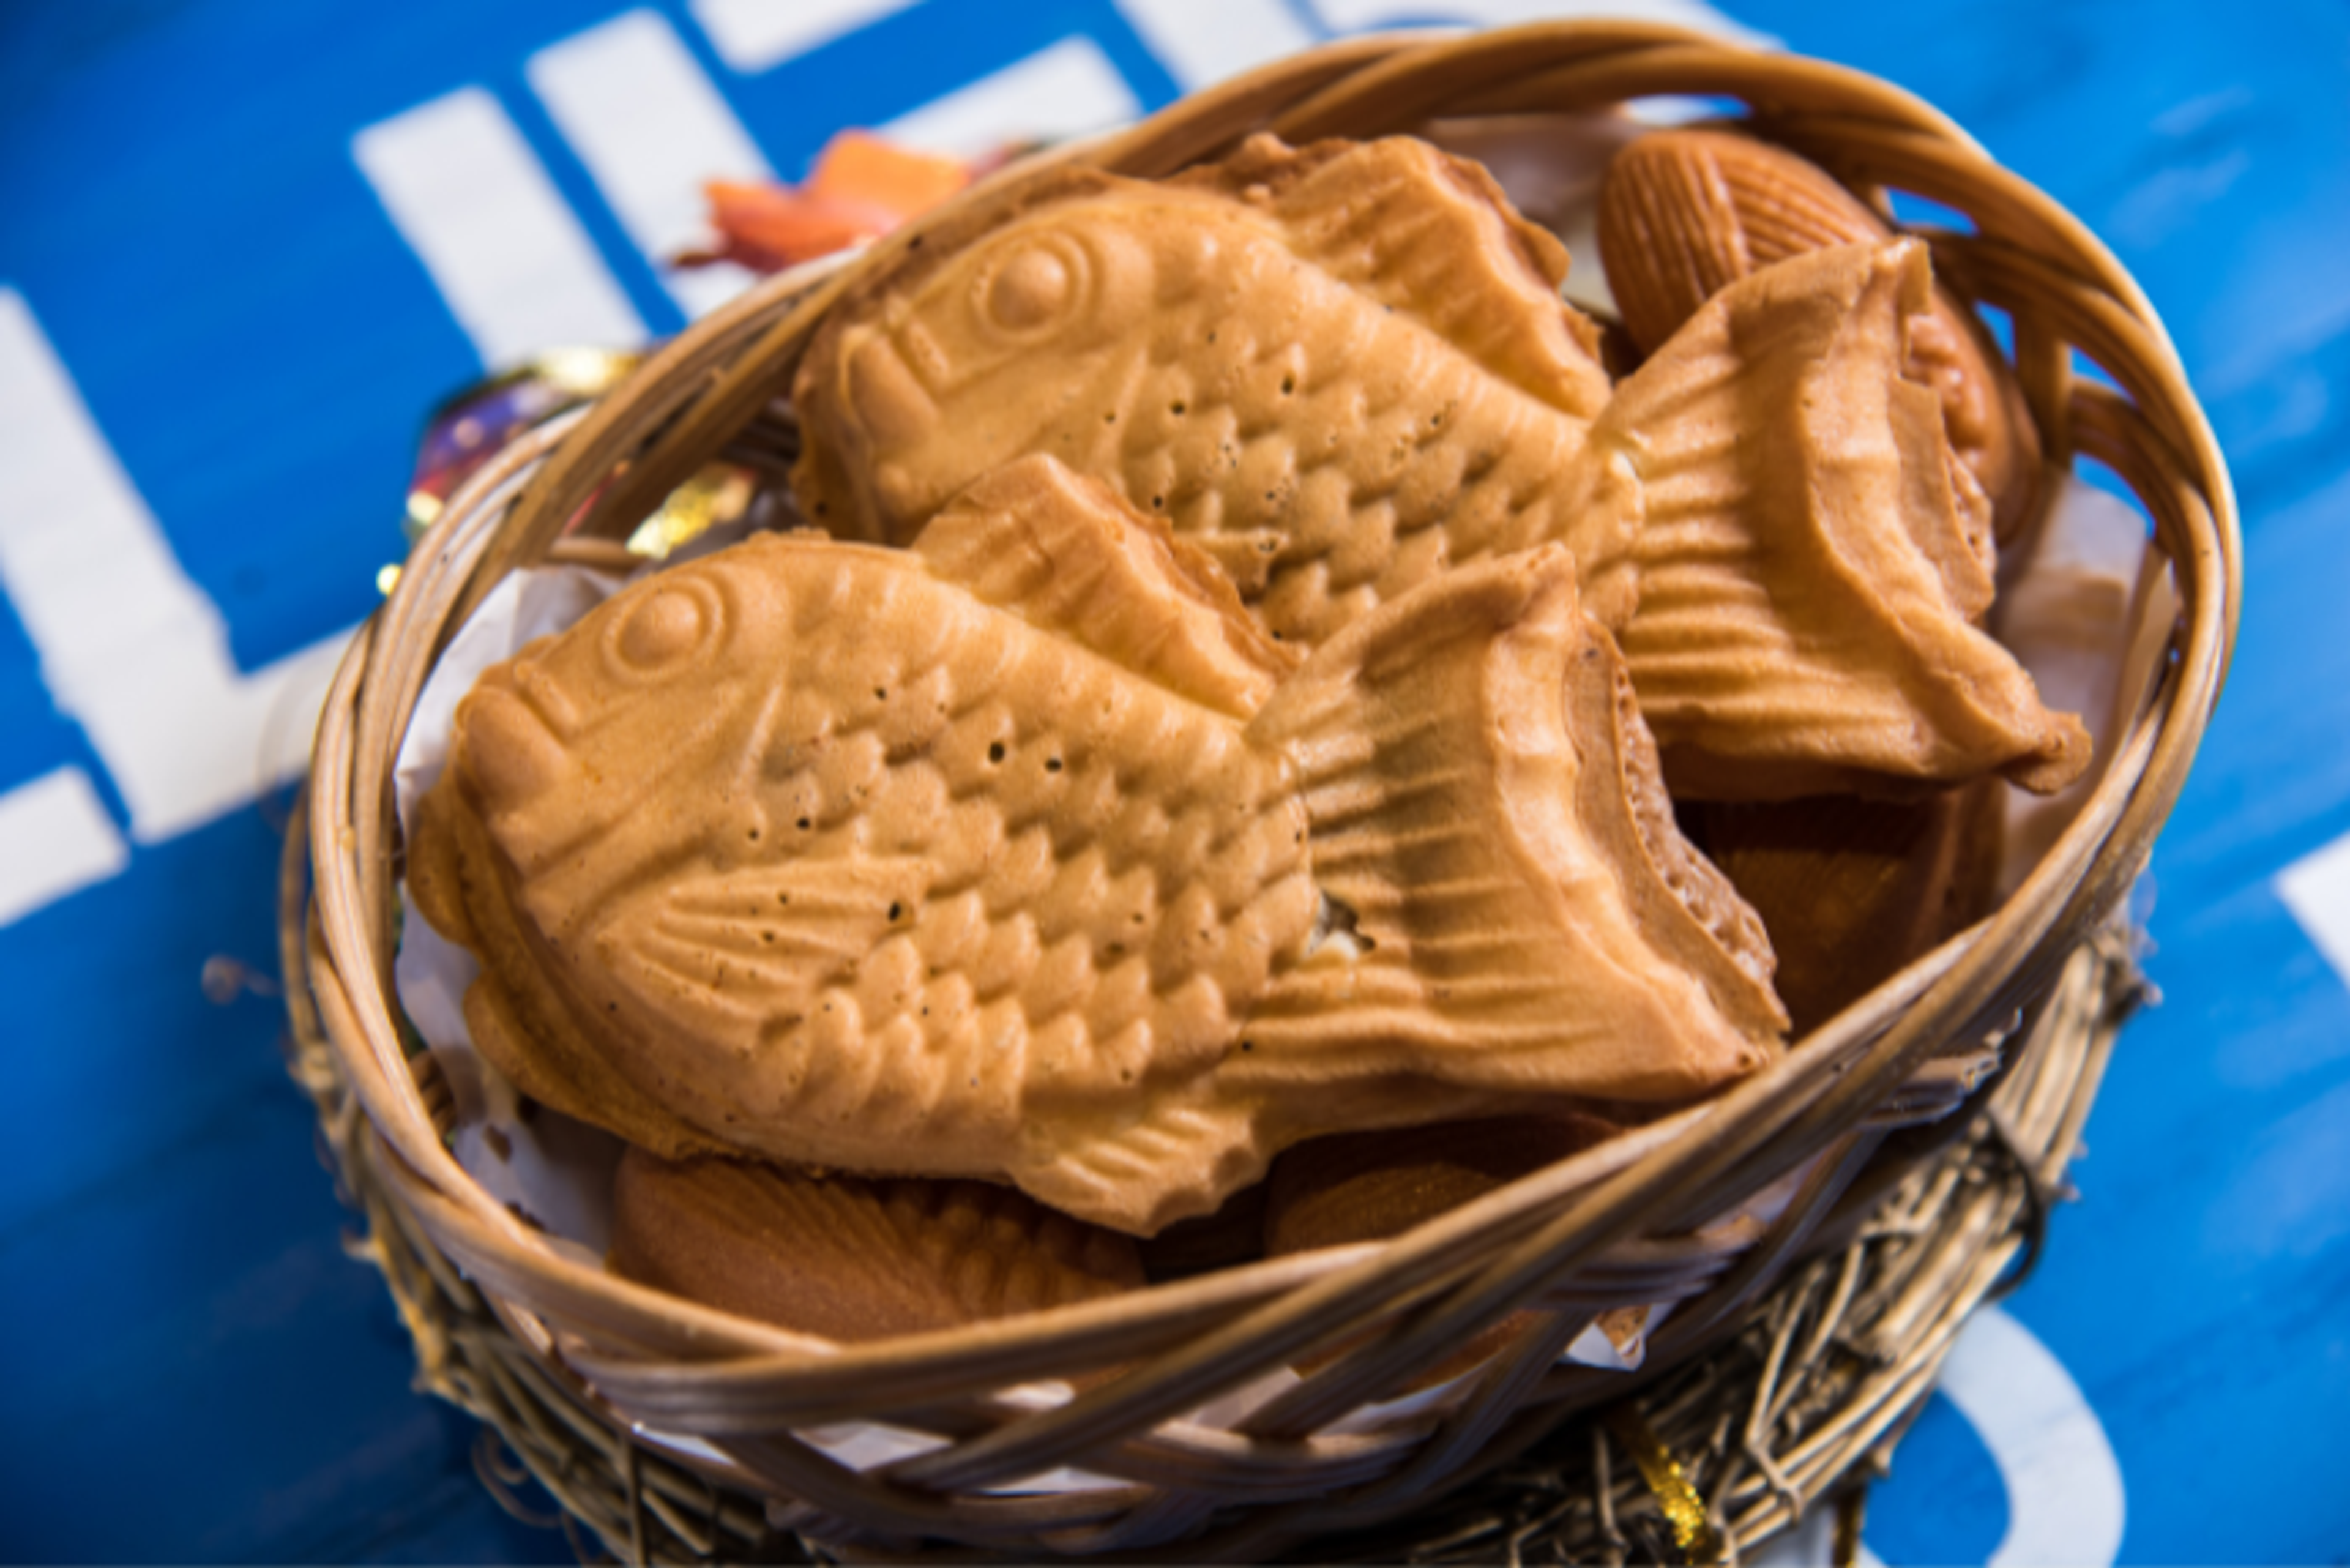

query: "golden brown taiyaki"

left=1598, top=127, right=2042, bottom=548
left=608, top=1149, right=1144, bottom=1342
left=793, top=135, right=2083, bottom=799
left=1591, top=240, right=2091, bottom=797
left=793, top=133, right=1636, bottom=646
left=410, top=455, right=1783, bottom=1233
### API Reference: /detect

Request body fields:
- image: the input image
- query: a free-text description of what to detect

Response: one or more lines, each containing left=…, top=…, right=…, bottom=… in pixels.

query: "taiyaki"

left=409, top=455, right=1784, bottom=1233
left=608, top=1149, right=1144, bottom=1342
left=1598, top=127, right=2042, bottom=548
left=793, top=133, right=1635, bottom=647
left=793, top=134, right=2084, bottom=797
left=1592, top=240, right=2091, bottom=798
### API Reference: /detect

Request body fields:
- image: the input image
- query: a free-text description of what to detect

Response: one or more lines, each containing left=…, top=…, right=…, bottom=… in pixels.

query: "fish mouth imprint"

left=462, top=682, right=570, bottom=815
left=846, top=331, right=941, bottom=454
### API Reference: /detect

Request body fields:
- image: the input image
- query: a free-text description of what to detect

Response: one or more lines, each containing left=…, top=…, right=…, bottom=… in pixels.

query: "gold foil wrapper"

left=1606, top=1402, right=1726, bottom=1563
left=624, top=464, right=758, bottom=559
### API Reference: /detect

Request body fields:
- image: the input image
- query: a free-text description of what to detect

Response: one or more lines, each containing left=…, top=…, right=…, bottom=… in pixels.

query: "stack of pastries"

left=405, top=126, right=2082, bottom=1348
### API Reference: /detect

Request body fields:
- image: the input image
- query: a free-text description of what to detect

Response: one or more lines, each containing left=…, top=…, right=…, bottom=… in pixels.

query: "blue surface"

left=2, top=1, right=2346, bottom=1561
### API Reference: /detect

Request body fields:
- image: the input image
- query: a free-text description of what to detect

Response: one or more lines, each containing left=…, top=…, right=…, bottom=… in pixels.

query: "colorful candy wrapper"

left=391, top=346, right=770, bottom=598
left=404, top=347, right=641, bottom=542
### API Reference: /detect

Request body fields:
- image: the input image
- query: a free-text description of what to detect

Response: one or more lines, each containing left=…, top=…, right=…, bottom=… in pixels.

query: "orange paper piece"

left=805, top=129, right=971, bottom=214
left=680, top=130, right=975, bottom=272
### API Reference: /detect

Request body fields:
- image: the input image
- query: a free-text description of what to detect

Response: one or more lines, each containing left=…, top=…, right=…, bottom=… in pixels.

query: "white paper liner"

left=1996, top=474, right=2178, bottom=894
left=392, top=566, right=630, bottom=1269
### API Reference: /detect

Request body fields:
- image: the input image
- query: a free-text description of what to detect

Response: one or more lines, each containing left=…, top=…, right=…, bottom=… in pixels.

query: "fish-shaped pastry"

left=791, top=134, right=2087, bottom=798
left=409, top=455, right=1785, bottom=1233
left=1592, top=241, right=2091, bottom=797
left=792, top=133, right=1638, bottom=646
left=1598, top=127, right=2042, bottom=550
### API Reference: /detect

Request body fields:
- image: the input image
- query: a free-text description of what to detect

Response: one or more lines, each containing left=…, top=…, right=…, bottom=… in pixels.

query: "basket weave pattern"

left=285, top=832, right=2143, bottom=1560
left=288, top=23, right=2235, bottom=1561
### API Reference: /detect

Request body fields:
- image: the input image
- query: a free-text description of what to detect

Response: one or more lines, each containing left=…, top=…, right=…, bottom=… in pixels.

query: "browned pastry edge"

left=1598, top=632, right=1787, bottom=1027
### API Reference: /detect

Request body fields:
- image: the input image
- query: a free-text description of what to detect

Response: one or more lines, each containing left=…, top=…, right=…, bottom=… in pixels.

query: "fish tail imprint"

left=1592, top=240, right=2089, bottom=798
left=1231, top=547, right=1786, bottom=1106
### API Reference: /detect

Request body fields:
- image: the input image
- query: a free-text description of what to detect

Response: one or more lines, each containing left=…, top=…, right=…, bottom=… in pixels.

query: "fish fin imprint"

left=1599, top=240, right=2090, bottom=799
left=1016, top=1081, right=1272, bottom=1236
left=1234, top=547, right=1785, bottom=1105
left=584, top=854, right=933, bottom=1065
left=911, top=455, right=1295, bottom=719
left=1179, top=134, right=1614, bottom=421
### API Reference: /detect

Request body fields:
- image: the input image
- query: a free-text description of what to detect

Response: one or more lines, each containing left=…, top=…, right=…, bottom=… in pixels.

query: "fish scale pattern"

left=1120, top=230, right=1597, bottom=651
left=796, top=137, right=1617, bottom=659
left=570, top=539, right=1316, bottom=1159
left=880, top=1179, right=1143, bottom=1318
left=430, top=479, right=1786, bottom=1230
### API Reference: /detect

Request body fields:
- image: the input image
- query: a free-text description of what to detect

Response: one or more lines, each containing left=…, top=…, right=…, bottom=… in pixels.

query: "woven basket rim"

left=293, top=21, right=2239, bottom=1554
left=283, top=864, right=2139, bottom=1560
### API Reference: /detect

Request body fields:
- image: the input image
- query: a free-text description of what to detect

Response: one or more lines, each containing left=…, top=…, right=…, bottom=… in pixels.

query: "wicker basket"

left=285, top=23, right=2236, bottom=1562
